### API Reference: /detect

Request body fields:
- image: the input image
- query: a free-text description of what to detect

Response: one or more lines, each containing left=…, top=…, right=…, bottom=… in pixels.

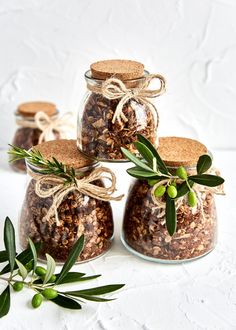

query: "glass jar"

left=11, top=102, right=60, bottom=173
left=18, top=140, right=116, bottom=264
left=121, top=137, right=219, bottom=263
left=77, top=60, right=166, bottom=161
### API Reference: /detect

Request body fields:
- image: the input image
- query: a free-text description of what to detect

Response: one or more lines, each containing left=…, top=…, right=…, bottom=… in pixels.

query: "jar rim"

left=84, top=69, right=150, bottom=84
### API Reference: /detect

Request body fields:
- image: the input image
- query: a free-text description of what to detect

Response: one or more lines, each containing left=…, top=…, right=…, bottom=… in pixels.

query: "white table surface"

left=0, top=149, right=235, bottom=330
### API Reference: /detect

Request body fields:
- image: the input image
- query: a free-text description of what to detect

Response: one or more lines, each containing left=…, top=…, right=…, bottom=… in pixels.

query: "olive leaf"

left=165, top=196, right=176, bottom=236
left=72, top=294, right=114, bottom=302
left=56, top=235, right=85, bottom=284
left=28, top=238, right=38, bottom=273
left=121, top=147, right=155, bottom=173
left=134, top=141, right=154, bottom=167
left=197, top=154, right=212, bottom=174
left=15, top=259, right=28, bottom=280
left=44, top=254, right=56, bottom=284
left=127, top=167, right=162, bottom=179
left=4, top=217, right=16, bottom=273
left=176, top=180, right=194, bottom=198
left=0, top=251, right=8, bottom=263
left=189, top=174, right=224, bottom=187
left=137, top=134, right=169, bottom=174
left=0, top=286, right=10, bottom=318
left=65, top=284, right=125, bottom=296
left=51, top=295, right=81, bottom=310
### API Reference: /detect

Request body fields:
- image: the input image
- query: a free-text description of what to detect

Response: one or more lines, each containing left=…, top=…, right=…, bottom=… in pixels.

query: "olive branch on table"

left=0, top=217, right=124, bottom=317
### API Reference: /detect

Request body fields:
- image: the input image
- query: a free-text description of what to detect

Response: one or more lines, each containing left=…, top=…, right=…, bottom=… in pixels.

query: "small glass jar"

left=121, top=137, right=218, bottom=263
left=77, top=60, right=166, bottom=161
left=19, top=140, right=115, bottom=263
left=11, top=101, right=60, bottom=173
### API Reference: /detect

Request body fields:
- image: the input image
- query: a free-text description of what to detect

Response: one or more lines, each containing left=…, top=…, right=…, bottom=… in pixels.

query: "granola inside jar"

left=77, top=59, right=166, bottom=161
left=11, top=101, right=60, bottom=173
left=19, top=139, right=117, bottom=263
left=122, top=137, right=219, bottom=263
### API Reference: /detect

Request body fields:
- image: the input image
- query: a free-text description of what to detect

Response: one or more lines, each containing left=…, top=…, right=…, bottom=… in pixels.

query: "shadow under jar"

left=122, top=137, right=218, bottom=263
left=19, top=140, right=114, bottom=264
left=11, top=101, right=60, bottom=173
left=77, top=59, right=166, bottom=161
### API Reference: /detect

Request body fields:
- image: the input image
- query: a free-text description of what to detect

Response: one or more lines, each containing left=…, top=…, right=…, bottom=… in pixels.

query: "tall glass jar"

left=122, top=137, right=219, bottom=263
left=77, top=59, right=166, bottom=161
left=18, top=140, right=117, bottom=264
left=11, top=101, right=60, bottom=172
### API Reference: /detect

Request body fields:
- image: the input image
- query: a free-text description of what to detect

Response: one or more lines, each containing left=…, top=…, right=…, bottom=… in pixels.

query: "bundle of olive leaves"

left=0, top=217, right=124, bottom=317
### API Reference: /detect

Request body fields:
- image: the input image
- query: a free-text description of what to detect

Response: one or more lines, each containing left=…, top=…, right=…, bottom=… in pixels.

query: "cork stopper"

left=33, top=140, right=96, bottom=169
left=17, top=101, right=57, bottom=117
left=158, top=137, right=208, bottom=167
left=90, top=59, right=144, bottom=80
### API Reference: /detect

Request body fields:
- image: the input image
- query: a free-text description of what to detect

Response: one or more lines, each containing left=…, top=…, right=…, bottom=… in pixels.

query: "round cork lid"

left=33, top=140, right=96, bottom=169
left=17, top=101, right=57, bottom=117
left=90, top=59, right=144, bottom=80
left=158, top=137, right=208, bottom=167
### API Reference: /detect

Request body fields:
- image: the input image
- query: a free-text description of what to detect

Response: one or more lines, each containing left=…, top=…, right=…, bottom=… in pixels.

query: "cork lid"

left=17, top=101, right=57, bottom=117
left=90, top=59, right=144, bottom=80
left=33, top=140, right=96, bottom=169
left=158, top=137, right=208, bottom=167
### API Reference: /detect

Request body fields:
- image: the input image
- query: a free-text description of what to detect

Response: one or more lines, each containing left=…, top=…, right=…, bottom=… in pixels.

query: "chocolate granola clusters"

left=123, top=180, right=217, bottom=261
left=19, top=179, right=113, bottom=263
left=79, top=93, right=157, bottom=160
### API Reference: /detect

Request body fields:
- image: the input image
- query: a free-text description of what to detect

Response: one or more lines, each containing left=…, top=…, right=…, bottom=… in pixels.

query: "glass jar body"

left=77, top=72, right=158, bottom=161
left=122, top=178, right=217, bottom=263
left=19, top=164, right=114, bottom=264
left=11, top=114, right=60, bottom=172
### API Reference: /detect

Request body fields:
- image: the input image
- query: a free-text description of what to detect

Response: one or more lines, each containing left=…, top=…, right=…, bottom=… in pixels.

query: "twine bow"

left=30, top=167, right=124, bottom=225
left=87, top=74, right=166, bottom=125
left=16, top=111, right=75, bottom=143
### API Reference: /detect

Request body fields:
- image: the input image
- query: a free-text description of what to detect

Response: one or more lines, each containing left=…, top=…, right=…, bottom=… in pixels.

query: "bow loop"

left=87, top=73, right=166, bottom=125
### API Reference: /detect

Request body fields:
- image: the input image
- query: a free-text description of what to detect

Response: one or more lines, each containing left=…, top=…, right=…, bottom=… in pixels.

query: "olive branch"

left=121, top=134, right=225, bottom=236
left=0, top=217, right=124, bottom=317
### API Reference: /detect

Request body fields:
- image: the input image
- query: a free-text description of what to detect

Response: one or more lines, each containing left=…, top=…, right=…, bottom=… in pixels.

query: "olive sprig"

left=0, top=217, right=124, bottom=317
left=8, top=145, right=77, bottom=185
left=121, top=134, right=224, bottom=236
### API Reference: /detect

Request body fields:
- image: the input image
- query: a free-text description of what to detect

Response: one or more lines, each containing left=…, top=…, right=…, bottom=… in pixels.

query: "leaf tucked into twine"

left=87, top=74, right=166, bottom=125
left=29, top=167, right=124, bottom=225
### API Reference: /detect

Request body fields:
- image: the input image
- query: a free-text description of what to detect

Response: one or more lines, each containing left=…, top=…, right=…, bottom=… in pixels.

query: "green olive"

left=42, top=288, right=58, bottom=300
left=32, top=293, right=43, bottom=308
left=48, top=274, right=57, bottom=283
left=167, top=185, right=178, bottom=198
left=13, top=281, right=24, bottom=292
left=35, top=266, right=47, bottom=277
left=188, top=191, right=197, bottom=207
left=154, top=185, right=166, bottom=197
left=176, top=166, right=188, bottom=180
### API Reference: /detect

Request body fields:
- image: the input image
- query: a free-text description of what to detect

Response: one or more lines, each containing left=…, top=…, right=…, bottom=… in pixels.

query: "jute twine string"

left=28, top=167, right=124, bottom=225
left=87, top=74, right=166, bottom=125
left=150, top=168, right=225, bottom=220
left=16, top=111, right=75, bottom=143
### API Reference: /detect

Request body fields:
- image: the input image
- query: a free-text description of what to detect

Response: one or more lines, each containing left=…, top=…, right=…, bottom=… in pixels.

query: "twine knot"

left=16, top=111, right=75, bottom=143
left=30, top=167, right=124, bottom=225
left=88, top=74, right=166, bottom=125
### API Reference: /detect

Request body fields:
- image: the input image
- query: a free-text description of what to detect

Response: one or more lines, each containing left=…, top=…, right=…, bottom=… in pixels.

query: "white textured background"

left=0, top=0, right=235, bottom=149
left=0, top=1, right=236, bottom=330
